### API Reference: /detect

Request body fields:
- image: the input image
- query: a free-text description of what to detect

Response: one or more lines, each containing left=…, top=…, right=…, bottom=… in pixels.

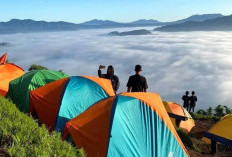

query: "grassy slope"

left=0, top=96, right=84, bottom=157
left=2, top=94, right=232, bottom=156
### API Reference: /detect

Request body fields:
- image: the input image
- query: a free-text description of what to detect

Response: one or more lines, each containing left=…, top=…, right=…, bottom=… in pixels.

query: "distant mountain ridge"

left=78, top=19, right=164, bottom=28
left=173, top=14, right=223, bottom=23
left=0, top=19, right=78, bottom=34
left=0, top=14, right=226, bottom=34
left=79, top=19, right=120, bottom=25
left=130, top=19, right=160, bottom=24
left=154, top=15, right=232, bottom=32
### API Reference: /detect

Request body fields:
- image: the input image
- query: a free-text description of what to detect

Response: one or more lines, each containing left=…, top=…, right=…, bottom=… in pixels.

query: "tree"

left=28, top=64, right=48, bottom=71
left=214, top=105, right=224, bottom=117
left=206, top=107, right=213, bottom=116
left=223, top=106, right=232, bottom=114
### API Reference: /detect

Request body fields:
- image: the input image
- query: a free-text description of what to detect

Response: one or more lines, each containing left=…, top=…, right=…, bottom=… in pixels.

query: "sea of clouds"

left=1, top=27, right=232, bottom=110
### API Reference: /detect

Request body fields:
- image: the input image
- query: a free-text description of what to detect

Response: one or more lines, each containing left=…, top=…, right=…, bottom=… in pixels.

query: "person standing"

left=98, top=65, right=119, bottom=93
left=189, top=91, right=197, bottom=112
left=127, top=64, right=148, bottom=92
left=182, top=91, right=190, bottom=111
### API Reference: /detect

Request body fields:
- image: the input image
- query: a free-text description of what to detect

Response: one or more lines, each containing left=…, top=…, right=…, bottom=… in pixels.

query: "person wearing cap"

left=126, top=65, right=148, bottom=92
left=98, top=65, right=120, bottom=93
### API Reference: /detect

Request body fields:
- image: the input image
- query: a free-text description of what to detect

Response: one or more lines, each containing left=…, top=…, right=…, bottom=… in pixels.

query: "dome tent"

left=6, top=70, right=68, bottom=113
left=29, top=76, right=115, bottom=132
left=202, top=114, right=232, bottom=146
left=163, top=101, right=195, bottom=132
left=63, top=93, right=189, bottom=157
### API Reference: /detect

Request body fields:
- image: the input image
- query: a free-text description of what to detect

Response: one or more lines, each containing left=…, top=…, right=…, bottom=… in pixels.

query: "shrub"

left=0, top=96, right=83, bottom=157
left=212, top=116, right=221, bottom=121
left=28, top=64, right=48, bottom=71
left=196, top=109, right=207, bottom=115
left=191, top=112, right=220, bottom=121
left=176, top=128, right=194, bottom=148
left=176, top=128, right=200, bottom=152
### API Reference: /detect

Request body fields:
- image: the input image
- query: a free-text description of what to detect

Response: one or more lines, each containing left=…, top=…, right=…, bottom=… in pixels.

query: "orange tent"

left=63, top=93, right=189, bottom=157
left=0, top=53, right=25, bottom=96
left=163, top=101, right=195, bottom=132
left=30, top=76, right=115, bottom=132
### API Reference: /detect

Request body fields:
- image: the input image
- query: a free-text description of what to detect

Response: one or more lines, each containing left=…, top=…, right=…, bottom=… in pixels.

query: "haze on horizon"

left=0, top=0, right=232, bottom=23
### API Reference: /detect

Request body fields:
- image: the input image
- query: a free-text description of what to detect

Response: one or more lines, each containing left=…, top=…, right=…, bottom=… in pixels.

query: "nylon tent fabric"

left=163, top=101, right=195, bottom=132
left=0, top=53, right=7, bottom=64
left=6, top=70, right=68, bottom=113
left=181, top=109, right=195, bottom=132
left=0, top=63, right=25, bottom=96
left=29, top=78, right=69, bottom=131
left=29, top=76, right=115, bottom=132
left=63, top=93, right=189, bottom=157
left=202, top=114, right=232, bottom=146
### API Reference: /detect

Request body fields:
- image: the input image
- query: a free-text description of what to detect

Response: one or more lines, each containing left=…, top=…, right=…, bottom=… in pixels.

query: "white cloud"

left=1, top=28, right=232, bottom=110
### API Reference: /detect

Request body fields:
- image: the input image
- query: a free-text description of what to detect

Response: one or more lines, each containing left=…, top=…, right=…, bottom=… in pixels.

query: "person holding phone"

left=98, top=65, right=120, bottom=93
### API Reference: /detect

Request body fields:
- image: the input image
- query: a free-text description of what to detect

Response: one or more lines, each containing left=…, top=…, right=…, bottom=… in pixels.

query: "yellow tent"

left=202, top=114, right=232, bottom=146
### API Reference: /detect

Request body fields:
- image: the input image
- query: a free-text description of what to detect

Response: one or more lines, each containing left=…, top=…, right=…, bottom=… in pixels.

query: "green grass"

left=176, top=128, right=200, bottom=152
left=191, top=112, right=221, bottom=121
left=0, top=96, right=84, bottom=157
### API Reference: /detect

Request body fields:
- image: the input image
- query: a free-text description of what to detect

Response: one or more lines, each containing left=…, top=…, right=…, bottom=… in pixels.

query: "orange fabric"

left=0, top=63, right=24, bottom=96
left=163, top=101, right=195, bottom=133
left=82, top=76, right=115, bottom=96
left=30, top=78, right=69, bottom=131
left=0, top=89, right=7, bottom=96
left=180, top=108, right=195, bottom=132
left=121, top=92, right=189, bottom=156
left=0, top=53, right=7, bottom=64
left=63, top=97, right=116, bottom=157
left=169, top=102, right=185, bottom=117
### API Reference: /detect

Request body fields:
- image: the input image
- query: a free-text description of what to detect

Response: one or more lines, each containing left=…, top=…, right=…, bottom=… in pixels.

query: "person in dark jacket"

left=98, top=65, right=119, bottom=93
left=182, top=91, right=190, bottom=111
left=189, top=91, right=197, bottom=112
left=127, top=64, right=148, bottom=92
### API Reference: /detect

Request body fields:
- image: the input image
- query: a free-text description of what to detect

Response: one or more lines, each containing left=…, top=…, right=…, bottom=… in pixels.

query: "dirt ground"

left=0, top=148, right=9, bottom=157
left=188, top=120, right=232, bottom=157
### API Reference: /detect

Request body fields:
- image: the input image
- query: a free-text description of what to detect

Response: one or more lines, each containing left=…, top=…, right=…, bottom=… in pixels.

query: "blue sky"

left=0, top=0, right=232, bottom=23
